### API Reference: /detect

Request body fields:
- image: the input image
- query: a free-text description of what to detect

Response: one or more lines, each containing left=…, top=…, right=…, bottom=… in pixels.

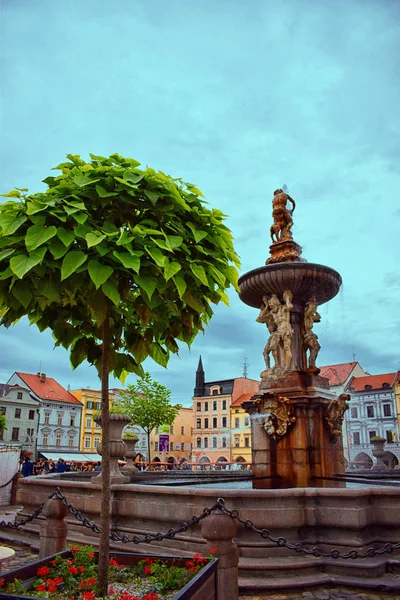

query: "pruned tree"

left=120, top=371, right=180, bottom=463
left=0, top=153, right=239, bottom=597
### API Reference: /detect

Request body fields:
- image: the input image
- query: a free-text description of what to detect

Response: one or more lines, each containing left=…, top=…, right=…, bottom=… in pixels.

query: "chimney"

left=40, top=373, right=46, bottom=383
left=37, top=372, right=41, bottom=378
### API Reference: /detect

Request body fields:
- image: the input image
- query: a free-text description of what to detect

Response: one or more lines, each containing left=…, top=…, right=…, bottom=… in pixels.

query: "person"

left=56, top=458, right=66, bottom=473
left=21, top=457, right=34, bottom=477
left=49, top=461, right=56, bottom=473
left=94, top=461, right=102, bottom=472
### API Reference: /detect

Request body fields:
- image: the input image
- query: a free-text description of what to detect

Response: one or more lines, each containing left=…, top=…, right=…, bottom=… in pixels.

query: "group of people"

left=19, top=456, right=102, bottom=476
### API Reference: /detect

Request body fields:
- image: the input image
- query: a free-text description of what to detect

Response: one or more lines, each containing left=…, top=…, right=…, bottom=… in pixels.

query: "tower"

left=194, top=356, right=205, bottom=397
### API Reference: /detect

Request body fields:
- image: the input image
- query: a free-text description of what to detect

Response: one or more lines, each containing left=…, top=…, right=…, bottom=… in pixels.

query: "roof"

left=16, top=373, right=82, bottom=405
left=349, top=373, right=397, bottom=392
left=319, top=362, right=358, bottom=386
left=231, top=393, right=254, bottom=408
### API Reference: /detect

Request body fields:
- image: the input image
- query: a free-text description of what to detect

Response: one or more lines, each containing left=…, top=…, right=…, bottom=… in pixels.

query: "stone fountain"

left=239, top=189, right=349, bottom=488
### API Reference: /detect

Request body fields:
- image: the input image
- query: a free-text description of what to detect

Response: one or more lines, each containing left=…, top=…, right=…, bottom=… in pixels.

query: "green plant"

left=122, top=431, right=139, bottom=439
left=0, top=153, right=239, bottom=596
left=0, top=412, right=7, bottom=432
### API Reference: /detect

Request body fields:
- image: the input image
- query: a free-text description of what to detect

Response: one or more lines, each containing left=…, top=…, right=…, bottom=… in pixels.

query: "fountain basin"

left=238, top=262, right=342, bottom=308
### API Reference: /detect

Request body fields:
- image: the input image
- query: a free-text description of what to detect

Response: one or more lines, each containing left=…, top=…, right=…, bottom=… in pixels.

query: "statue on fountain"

left=270, top=188, right=296, bottom=243
left=303, top=301, right=321, bottom=372
left=257, top=290, right=294, bottom=375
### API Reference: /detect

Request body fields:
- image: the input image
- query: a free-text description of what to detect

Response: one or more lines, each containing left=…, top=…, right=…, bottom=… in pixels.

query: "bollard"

left=201, top=507, right=239, bottom=600
left=39, top=497, right=68, bottom=559
left=10, top=473, right=23, bottom=505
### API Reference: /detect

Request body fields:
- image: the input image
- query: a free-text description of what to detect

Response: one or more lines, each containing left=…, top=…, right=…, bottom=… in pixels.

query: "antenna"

left=242, top=355, right=249, bottom=378
left=352, top=345, right=356, bottom=362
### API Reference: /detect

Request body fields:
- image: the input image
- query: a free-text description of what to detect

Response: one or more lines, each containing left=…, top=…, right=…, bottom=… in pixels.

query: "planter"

left=371, top=436, right=389, bottom=471
left=121, top=435, right=139, bottom=476
left=94, top=413, right=132, bottom=484
left=0, top=551, right=218, bottom=600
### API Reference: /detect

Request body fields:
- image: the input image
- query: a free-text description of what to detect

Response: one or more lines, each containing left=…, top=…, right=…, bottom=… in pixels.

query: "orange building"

left=150, top=407, right=193, bottom=465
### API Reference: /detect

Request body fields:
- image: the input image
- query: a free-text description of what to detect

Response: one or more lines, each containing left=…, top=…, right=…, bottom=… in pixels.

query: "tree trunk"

left=98, top=313, right=110, bottom=597
left=147, top=429, right=151, bottom=467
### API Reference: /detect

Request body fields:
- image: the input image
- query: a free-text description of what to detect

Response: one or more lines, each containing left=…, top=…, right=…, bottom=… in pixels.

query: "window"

left=365, top=385, right=372, bottom=390
left=204, top=437, right=208, bottom=448
left=245, top=436, right=250, bottom=448
left=353, top=432, right=360, bottom=445
left=213, top=401, right=217, bottom=411
left=170, top=441, right=174, bottom=451
left=56, top=433, right=62, bottom=447
left=204, top=418, right=209, bottom=429
left=155, top=427, right=159, bottom=434
left=213, top=417, right=218, bottom=428
left=84, top=436, right=91, bottom=449
left=234, top=437, right=240, bottom=447
left=95, top=402, right=101, bottom=410
left=0, top=407, right=5, bottom=415
left=212, top=389, right=219, bottom=396
left=196, top=437, right=201, bottom=448
left=87, top=401, right=94, bottom=409
left=235, top=418, right=240, bottom=428
left=367, top=406, right=374, bottom=418
left=26, top=428, right=34, bottom=438
left=196, top=402, right=201, bottom=412
left=212, top=437, right=217, bottom=448
left=222, top=417, right=227, bottom=428
left=57, top=413, right=63, bottom=426
left=29, top=409, right=35, bottom=420
left=235, top=409, right=239, bottom=413
left=204, top=402, right=209, bottom=412
left=222, top=400, right=227, bottom=410
left=95, top=422, right=101, bottom=428
left=15, top=408, right=21, bottom=419
left=70, top=415, right=75, bottom=427
left=69, top=436, right=75, bottom=448
left=222, top=436, right=227, bottom=448
left=369, top=431, right=377, bottom=441
left=154, top=442, right=159, bottom=451
left=86, top=417, right=92, bottom=428
left=382, top=383, right=390, bottom=389
left=43, top=433, right=48, bottom=446
left=386, top=430, right=394, bottom=443
left=181, top=426, right=184, bottom=435
left=170, top=425, right=174, bottom=434
left=44, top=412, right=50, bottom=425
left=94, top=437, right=100, bottom=448
left=244, top=417, right=250, bottom=427
left=17, top=392, right=23, bottom=400
left=196, top=418, right=201, bottom=429
left=350, top=407, right=358, bottom=419
left=383, top=404, right=391, bottom=417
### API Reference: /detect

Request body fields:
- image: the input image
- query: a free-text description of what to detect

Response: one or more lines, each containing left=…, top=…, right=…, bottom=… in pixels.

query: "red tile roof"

left=319, top=362, right=358, bottom=386
left=16, top=372, right=82, bottom=405
left=231, top=392, right=255, bottom=408
left=350, top=373, right=397, bottom=392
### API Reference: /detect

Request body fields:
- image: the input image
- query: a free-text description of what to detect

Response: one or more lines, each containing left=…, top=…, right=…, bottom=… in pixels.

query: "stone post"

left=39, top=497, right=68, bottom=559
left=201, top=508, right=239, bottom=600
left=10, top=473, right=24, bottom=505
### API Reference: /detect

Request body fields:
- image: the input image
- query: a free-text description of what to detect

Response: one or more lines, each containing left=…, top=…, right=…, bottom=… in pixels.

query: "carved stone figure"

left=262, top=396, right=296, bottom=439
left=325, top=393, right=350, bottom=440
left=303, top=301, right=321, bottom=371
left=270, top=189, right=296, bottom=243
left=256, top=290, right=294, bottom=372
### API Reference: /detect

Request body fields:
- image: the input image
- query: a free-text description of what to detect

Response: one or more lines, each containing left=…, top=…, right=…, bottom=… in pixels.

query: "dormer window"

left=210, top=386, right=220, bottom=396
left=382, top=383, right=390, bottom=389
left=365, top=385, right=372, bottom=390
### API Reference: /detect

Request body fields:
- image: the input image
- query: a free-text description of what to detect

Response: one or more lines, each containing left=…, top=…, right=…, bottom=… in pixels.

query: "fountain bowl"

left=238, top=261, right=342, bottom=308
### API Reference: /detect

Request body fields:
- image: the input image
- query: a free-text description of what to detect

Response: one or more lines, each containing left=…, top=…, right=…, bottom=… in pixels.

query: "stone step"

left=0, top=527, right=40, bottom=553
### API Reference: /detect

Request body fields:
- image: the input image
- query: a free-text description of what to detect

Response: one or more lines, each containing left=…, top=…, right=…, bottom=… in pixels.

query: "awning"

left=38, top=452, right=101, bottom=462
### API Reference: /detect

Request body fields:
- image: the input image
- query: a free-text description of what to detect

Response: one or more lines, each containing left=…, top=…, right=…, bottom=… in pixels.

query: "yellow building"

left=150, top=407, right=193, bottom=465
left=395, top=371, right=400, bottom=434
left=230, top=393, right=253, bottom=464
left=71, top=388, right=119, bottom=454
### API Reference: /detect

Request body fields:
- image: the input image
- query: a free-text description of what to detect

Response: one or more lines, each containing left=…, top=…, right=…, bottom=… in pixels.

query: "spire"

left=194, top=356, right=205, bottom=397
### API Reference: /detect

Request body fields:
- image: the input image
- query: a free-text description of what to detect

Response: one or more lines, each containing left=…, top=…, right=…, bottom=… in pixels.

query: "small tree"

left=120, top=371, right=180, bottom=464
left=0, top=412, right=6, bottom=436
left=0, top=153, right=239, bottom=596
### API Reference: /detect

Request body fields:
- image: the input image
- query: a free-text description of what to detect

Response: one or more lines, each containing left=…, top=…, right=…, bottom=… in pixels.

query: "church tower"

left=194, top=356, right=205, bottom=396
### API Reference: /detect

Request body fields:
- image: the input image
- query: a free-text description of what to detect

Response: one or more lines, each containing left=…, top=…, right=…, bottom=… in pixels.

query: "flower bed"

left=0, top=546, right=218, bottom=600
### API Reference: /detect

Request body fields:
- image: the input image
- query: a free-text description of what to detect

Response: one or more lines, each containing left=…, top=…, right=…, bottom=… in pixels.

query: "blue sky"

left=1, top=0, right=399, bottom=405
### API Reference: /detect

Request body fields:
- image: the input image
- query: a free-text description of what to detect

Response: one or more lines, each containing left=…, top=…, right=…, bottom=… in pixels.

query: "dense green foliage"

left=0, top=412, right=6, bottom=432
left=0, top=153, right=240, bottom=380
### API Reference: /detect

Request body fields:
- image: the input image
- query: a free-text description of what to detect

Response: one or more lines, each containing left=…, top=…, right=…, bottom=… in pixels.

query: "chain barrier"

left=0, top=472, right=18, bottom=489
left=1, top=487, right=400, bottom=561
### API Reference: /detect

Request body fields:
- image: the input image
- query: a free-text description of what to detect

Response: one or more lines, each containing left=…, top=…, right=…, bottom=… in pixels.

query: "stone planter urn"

left=93, top=413, right=132, bottom=484
left=371, top=436, right=389, bottom=471
left=120, top=434, right=139, bottom=476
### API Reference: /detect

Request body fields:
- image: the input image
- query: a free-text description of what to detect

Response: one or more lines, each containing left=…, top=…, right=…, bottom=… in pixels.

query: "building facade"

left=71, top=388, right=120, bottom=454
left=191, top=358, right=259, bottom=465
left=345, top=372, right=400, bottom=469
left=7, top=372, right=83, bottom=453
left=231, top=393, right=253, bottom=463
left=151, top=407, right=193, bottom=464
left=0, top=384, right=40, bottom=455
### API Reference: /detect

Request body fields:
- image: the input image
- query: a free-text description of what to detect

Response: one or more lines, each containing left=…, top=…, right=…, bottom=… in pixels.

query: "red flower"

left=0, top=578, right=5, bottom=588
left=82, top=592, right=95, bottom=600
left=37, top=566, right=50, bottom=577
left=89, top=551, right=95, bottom=558
left=79, top=565, right=85, bottom=573
left=53, top=575, right=63, bottom=585
left=35, top=583, right=47, bottom=592
left=109, top=558, right=119, bottom=567
left=68, top=566, right=79, bottom=575
left=70, top=545, right=80, bottom=553
left=210, top=547, right=216, bottom=554
left=110, top=587, right=115, bottom=595
left=144, top=565, right=152, bottom=575
left=144, top=557, right=154, bottom=565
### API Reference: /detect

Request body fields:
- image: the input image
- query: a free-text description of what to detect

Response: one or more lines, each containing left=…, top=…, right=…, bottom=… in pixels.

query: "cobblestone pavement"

left=0, top=541, right=39, bottom=573
left=239, top=591, right=400, bottom=599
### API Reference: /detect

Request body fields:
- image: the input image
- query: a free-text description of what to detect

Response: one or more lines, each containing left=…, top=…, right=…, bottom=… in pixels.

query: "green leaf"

left=164, top=261, right=181, bottom=281
left=187, top=223, right=208, bottom=243
left=144, top=190, right=160, bottom=205
left=49, top=237, right=69, bottom=259
left=146, top=245, right=166, bottom=267
left=95, top=185, right=116, bottom=198
left=88, top=260, right=113, bottom=289
left=40, top=279, right=60, bottom=302
left=101, top=280, right=120, bottom=305
left=184, top=292, right=204, bottom=313
left=190, top=264, right=209, bottom=286
left=208, top=265, right=227, bottom=286
left=86, top=233, right=106, bottom=248
left=173, top=276, right=186, bottom=299
left=0, top=213, right=27, bottom=235
left=9, top=248, right=46, bottom=279
left=73, top=212, right=89, bottom=224
left=25, top=225, right=57, bottom=252
left=57, top=228, right=75, bottom=247
left=149, top=342, right=169, bottom=367
left=165, top=235, right=183, bottom=250
left=134, top=275, right=157, bottom=300
left=112, top=251, right=140, bottom=272
left=0, top=190, right=21, bottom=198
left=61, top=251, right=87, bottom=281
left=73, top=174, right=93, bottom=187
left=12, top=281, right=32, bottom=309
left=124, top=171, right=144, bottom=184
left=0, top=248, right=15, bottom=262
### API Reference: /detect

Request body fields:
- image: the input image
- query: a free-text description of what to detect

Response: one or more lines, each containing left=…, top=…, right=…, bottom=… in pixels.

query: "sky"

left=0, top=0, right=399, bottom=406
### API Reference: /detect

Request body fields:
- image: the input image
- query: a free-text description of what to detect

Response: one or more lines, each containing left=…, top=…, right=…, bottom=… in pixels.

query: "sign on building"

left=159, top=434, right=169, bottom=452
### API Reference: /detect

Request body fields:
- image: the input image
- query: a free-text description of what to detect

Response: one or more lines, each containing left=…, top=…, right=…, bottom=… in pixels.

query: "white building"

left=7, top=372, right=83, bottom=454
left=0, top=383, right=40, bottom=455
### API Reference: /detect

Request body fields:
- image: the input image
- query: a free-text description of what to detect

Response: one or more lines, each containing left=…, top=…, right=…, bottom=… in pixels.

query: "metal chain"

left=0, top=472, right=18, bottom=489
left=2, top=487, right=400, bottom=561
